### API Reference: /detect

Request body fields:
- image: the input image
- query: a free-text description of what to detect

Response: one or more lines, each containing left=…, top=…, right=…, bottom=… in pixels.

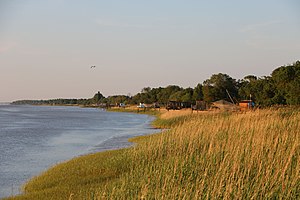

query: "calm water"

left=0, top=105, right=156, bottom=198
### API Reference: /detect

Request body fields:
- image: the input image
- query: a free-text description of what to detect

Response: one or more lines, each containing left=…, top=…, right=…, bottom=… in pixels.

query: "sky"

left=0, top=0, right=299, bottom=102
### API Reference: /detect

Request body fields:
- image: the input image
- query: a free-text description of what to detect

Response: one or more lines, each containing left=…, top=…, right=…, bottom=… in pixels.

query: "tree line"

left=12, top=61, right=300, bottom=107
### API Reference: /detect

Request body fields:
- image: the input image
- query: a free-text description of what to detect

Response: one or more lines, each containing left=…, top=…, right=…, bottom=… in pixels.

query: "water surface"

left=0, top=105, right=156, bottom=198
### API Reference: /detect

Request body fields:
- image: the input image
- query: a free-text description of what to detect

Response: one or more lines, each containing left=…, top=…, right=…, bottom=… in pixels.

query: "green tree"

left=180, top=88, right=193, bottom=102
left=203, top=73, right=238, bottom=103
left=92, top=91, right=105, bottom=104
left=271, top=61, right=300, bottom=105
left=192, top=83, right=203, bottom=102
left=157, top=85, right=182, bottom=105
left=238, top=75, right=259, bottom=100
left=141, top=87, right=151, bottom=93
left=239, top=75, right=280, bottom=107
left=286, top=78, right=300, bottom=104
left=254, top=77, right=277, bottom=106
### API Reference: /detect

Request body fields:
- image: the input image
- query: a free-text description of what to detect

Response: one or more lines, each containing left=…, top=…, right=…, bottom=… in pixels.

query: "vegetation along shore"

left=4, top=106, right=300, bottom=199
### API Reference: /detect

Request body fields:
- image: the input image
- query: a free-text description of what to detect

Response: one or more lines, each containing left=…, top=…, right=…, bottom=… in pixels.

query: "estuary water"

left=0, top=105, right=156, bottom=198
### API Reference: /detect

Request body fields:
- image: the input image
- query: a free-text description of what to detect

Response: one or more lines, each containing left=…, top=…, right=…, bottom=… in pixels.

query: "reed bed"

left=6, top=108, right=300, bottom=200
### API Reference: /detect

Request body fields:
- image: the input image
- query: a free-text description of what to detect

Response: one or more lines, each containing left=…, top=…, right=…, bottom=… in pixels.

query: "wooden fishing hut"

left=239, top=100, right=255, bottom=111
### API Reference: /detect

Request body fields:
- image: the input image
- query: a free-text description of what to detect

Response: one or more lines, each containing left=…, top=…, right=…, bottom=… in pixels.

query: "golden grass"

left=113, top=109, right=300, bottom=199
left=160, top=109, right=192, bottom=119
left=5, top=108, right=300, bottom=200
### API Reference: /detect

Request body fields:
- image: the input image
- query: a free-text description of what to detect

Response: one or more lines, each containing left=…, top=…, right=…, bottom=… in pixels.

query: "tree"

left=141, top=87, right=151, bottom=93
left=254, top=78, right=277, bottom=106
left=157, top=85, right=182, bottom=104
left=92, top=91, right=105, bottom=104
left=244, top=75, right=258, bottom=82
left=239, top=75, right=281, bottom=107
left=181, top=88, right=193, bottom=102
left=203, top=85, right=219, bottom=103
left=270, top=61, right=300, bottom=105
left=238, top=75, right=259, bottom=100
left=203, top=73, right=238, bottom=103
left=192, top=83, right=203, bottom=102
left=286, top=78, right=300, bottom=105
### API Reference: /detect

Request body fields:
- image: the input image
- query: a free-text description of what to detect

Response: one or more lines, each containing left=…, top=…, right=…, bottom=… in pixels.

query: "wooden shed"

left=192, top=100, right=207, bottom=111
left=166, top=101, right=182, bottom=110
left=239, top=100, right=254, bottom=111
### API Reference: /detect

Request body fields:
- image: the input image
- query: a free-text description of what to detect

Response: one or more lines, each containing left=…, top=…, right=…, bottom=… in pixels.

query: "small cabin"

left=166, top=101, right=182, bottom=110
left=166, top=101, right=191, bottom=110
left=180, top=102, right=192, bottom=109
left=239, top=100, right=254, bottom=111
left=192, top=100, right=207, bottom=111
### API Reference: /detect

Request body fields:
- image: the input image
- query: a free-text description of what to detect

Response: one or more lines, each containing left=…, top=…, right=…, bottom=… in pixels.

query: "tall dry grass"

left=98, top=109, right=300, bottom=199
left=6, top=108, right=300, bottom=199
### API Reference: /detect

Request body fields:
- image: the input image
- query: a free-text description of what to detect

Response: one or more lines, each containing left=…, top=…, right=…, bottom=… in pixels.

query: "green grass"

left=152, top=114, right=194, bottom=129
left=4, top=149, right=131, bottom=200
left=5, top=108, right=300, bottom=200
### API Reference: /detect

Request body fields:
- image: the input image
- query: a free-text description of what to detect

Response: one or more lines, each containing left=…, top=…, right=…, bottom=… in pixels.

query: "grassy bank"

left=5, top=108, right=300, bottom=199
left=106, top=107, right=161, bottom=117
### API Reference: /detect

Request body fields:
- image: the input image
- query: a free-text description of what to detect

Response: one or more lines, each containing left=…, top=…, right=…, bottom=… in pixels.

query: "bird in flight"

left=91, top=65, right=96, bottom=68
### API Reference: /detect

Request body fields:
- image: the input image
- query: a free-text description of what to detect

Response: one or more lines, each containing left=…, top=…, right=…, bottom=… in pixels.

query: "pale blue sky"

left=0, top=0, right=299, bottom=102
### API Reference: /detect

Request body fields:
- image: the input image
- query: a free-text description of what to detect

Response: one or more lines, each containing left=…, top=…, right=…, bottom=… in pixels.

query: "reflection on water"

left=0, top=105, right=157, bottom=198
